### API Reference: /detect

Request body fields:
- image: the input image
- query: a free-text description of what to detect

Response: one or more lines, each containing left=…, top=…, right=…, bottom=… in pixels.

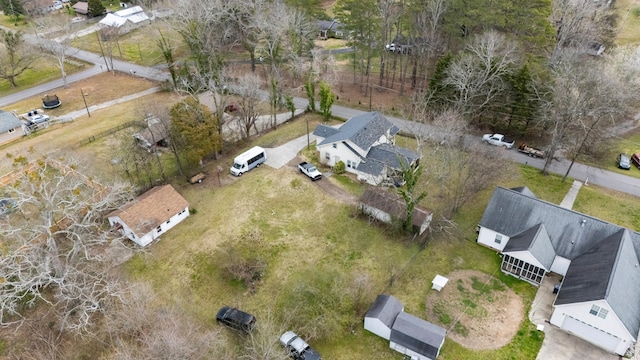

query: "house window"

left=347, top=160, right=355, bottom=169
left=332, top=143, right=337, bottom=149
left=590, top=305, right=608, bottom=319
left=495, top=234, right=502, bottom=244
left=166, top=219, right=171, bottom=224
left=325, top=152, right=330, bottom=161
left=156, top=226, right=162, bottom=233
left=8, top=128, right=15, bottom=133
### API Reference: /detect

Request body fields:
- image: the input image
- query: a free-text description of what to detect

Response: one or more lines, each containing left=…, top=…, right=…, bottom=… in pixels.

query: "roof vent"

left=580, top=219, right=586, bottom=227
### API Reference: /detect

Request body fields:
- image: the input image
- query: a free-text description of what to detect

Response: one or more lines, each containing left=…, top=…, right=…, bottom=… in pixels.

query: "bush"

left=334, top=161, right=345, bottom=174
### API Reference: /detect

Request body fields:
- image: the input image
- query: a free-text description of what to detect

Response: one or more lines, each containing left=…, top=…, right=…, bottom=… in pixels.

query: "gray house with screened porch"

left=477, top=186, right=640, bottom=356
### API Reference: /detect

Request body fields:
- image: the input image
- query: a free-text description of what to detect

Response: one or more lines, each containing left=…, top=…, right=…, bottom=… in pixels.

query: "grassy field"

left=615, top=0, right=640, bottom=45
left=5, top=86, right=640, bottom=358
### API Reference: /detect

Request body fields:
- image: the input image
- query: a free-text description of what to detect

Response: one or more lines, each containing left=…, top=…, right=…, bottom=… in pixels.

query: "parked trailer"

left=517, top=143, right=545, bottom=158
left=230, top=146, right=266, bottom=176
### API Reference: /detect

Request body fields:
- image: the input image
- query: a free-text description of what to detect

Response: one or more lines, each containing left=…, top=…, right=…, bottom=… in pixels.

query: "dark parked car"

left=632, top=153, right=640, bottom=169
left=216, top=306, right=256, bottom=333
left=280, top=331, right=322, bottom=360
left=618, top=153, right=631, bottom=170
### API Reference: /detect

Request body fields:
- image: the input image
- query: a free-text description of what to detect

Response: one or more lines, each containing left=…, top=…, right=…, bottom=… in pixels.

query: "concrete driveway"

left=264, top=133, right=318, bottom=169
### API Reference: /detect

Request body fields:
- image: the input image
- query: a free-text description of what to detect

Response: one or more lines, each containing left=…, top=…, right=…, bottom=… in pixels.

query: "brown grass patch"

left=425, top=269, right=524, bottom=350
left=5, top=72, right=159, bottom=116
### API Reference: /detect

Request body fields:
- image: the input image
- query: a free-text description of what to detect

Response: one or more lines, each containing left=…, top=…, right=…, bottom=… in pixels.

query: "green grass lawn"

left=615, top=0, right=640, bottom=45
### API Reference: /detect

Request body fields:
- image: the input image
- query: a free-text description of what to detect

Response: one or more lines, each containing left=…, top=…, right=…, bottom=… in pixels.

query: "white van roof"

left=234, top=146, right=265, bottom=163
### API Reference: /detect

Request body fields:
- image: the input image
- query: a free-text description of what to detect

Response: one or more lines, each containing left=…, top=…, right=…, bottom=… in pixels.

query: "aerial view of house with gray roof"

left=0, top=110, right=25, bottom=146
left=313, top=112, right=419, bottom=185
left=477, top=186, right=640, bottom=356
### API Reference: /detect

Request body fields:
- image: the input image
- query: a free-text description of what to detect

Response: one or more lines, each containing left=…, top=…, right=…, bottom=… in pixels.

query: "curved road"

left=2, top=38, right=640, bottom=198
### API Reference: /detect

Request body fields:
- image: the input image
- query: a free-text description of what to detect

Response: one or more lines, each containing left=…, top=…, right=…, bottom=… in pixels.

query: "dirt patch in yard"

left=424, top=269, right=524, bottom=350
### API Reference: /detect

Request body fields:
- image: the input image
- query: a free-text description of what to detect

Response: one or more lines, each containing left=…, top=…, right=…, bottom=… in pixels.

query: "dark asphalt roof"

left=479, top=187, right=631, bottom=260
left=312, top=124, right=339, bottom=139
left=357, top=143, right=419, bottom=176
left=390, top=312, right=446, bottom=359
left=365, top=294, right=404, bottom=329
left=556, top=229, right=640, bottom=338
left=503, top=223, right=555, bottom=270
left=316, top=112, right=399, bottom=151
left=481, top=186, right=640, bottom=339
left=0, top=110, right=22, bottom=133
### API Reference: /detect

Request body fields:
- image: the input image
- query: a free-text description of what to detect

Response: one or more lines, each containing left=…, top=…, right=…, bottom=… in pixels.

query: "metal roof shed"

left=390, top=312, right=446, bottom=360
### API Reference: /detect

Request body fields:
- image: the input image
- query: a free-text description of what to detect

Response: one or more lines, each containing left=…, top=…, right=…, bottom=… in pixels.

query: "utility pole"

left=81, top=89, right=90, bottom=117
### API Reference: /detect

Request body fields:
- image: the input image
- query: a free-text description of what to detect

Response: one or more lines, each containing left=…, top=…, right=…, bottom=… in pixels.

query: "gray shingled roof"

left=479, top=187, right=635, bottom=260
left=481, top=186, right=640, bottom=340
left=390, top=312, right=446, bottom=359
left=510, top=186, right=537, bottom=198
left=365, top=294, right=404, bottom=329
left=503, top=223, right=555, bottom=270
left=316, top=112, right=399, bottom=150
left=0, top=111, right=22, bottom=133
left=357, top=143, right=419, bottom=176
left=312, top=123, right=339, bottom=139
left=555, top=230, right=640, bottom=339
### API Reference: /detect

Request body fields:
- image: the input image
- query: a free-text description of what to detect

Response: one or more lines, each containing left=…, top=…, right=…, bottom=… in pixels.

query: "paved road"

left=2, top=32, right=640, bottom=197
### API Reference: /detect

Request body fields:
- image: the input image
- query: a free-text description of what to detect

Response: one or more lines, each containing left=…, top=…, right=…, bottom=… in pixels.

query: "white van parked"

left=230, top=146, right=267, bottom=176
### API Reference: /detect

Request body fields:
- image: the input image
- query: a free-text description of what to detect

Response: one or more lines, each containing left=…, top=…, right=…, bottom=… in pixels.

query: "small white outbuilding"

left=364, top=294, right=404, bottom=340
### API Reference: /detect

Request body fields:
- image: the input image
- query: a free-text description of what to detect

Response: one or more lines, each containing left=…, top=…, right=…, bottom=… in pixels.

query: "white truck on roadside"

left=298, top=162, right=322, bottom=181
left=482, top=133, right=515, bottom=149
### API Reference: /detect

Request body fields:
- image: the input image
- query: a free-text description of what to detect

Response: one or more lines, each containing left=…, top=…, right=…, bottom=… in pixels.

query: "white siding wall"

left=550, top=256, right=571, bottom=275
left=550, top=300, right=634, bottom=355
left=108, top=206, right=190, bottom=247
left=477, top=227, right=509, bottom=251
left=364, top=318, right=391, bottom=340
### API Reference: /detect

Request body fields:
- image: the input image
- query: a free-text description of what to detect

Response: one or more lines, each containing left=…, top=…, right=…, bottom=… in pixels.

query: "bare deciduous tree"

left=540, top=49, right=639, bottom=177
left=32, top=17, right=79, bottom=88
left=0, top=29, right=35, bottom=87
left=444, top=31, right=518, bottom=123
left=0, top=159, right=133, bottom=333
left=235, top=73, right=262, bottom=139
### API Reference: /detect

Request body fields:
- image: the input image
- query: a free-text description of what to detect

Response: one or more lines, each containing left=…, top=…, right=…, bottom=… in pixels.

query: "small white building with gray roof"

left=0, top=110, right=24, bottom=146
left=478, top=186, right=640, bottom=356
left=365, top=294, right=446, bottom=360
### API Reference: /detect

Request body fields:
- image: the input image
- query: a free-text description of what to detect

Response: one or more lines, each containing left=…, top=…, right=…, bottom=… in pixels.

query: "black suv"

left=216, top=306, right=257, bottom=333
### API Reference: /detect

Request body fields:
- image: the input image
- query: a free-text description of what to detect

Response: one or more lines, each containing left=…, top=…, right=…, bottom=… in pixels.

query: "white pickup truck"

left=298, top=162, right=322, bottom=181
left=482, top=133, right=515, bottom=149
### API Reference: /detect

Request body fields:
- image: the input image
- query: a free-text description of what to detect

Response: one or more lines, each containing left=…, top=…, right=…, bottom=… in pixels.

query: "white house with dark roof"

left=365, top=294, right=446, bottom=360
left=108, top=184, right=189, bottom=246
left=313, top=112, right=419, bottom=185
left=478, top=186, right=640, bottom=356
left=0, top=110, right=24, bottom=146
